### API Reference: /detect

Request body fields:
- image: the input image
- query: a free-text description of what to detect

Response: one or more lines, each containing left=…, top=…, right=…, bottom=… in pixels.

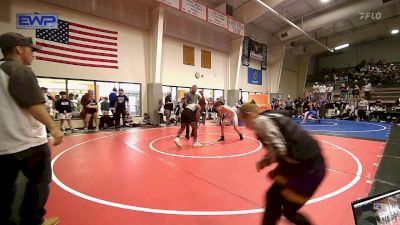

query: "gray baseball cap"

left=0, top=32, right=42, bottom=51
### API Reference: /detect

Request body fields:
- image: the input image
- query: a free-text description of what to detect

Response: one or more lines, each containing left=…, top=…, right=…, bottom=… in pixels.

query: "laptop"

left=351, top=189, right=400, bottom=225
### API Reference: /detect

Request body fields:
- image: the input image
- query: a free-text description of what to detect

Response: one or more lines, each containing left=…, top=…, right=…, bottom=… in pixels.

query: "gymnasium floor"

left=46, top=119, right=392, bottom=225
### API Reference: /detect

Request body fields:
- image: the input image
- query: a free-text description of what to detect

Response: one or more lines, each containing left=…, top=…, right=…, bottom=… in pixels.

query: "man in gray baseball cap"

left=0, top=32, right=62, bottom=225
left=0, top=32, right=41, bottom=52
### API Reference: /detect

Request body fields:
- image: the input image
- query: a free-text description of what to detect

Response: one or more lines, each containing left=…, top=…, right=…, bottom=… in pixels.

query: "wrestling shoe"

left=173, top=137, right=181, bottom=147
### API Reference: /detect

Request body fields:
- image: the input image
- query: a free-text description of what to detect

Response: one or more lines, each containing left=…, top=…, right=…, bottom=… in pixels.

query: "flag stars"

left=36, top=19, right=69, bottom=44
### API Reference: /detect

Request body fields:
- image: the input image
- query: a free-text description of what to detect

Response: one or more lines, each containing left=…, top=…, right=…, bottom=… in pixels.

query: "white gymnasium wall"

left=297, top=56, right=310, bottom=98
left=161, top=35, right=227, bottom=89
left=308, top=55, right=318, bottom=76
left=266, top=42, right=285, bottom=93
left=0, top=0, right=149, bottom=117
left=228, top=37, right=242, bottom=91
left=280, top=69, right=297, bottom=98
left=238, top=59, right=268, bottom=93
left=0, top=0, right=149, bottom=83
left=279, top=49, right=300, bottom=98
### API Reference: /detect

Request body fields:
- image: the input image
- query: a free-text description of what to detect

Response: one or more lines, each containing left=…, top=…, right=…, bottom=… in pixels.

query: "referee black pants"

left=0, top=144, right=52, bottom=225
left=114, top=108, right=126, bottom=127
left=263, top=183, right=311, bottom=225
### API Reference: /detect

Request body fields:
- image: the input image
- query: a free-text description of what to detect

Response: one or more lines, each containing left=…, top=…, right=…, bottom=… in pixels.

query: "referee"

left=239, top=103, right=326, bottom=225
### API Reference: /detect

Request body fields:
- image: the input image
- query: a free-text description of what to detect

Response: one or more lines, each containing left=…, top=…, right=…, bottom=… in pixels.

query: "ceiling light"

left=334, top=43, right=349, bottom=51
left=391, top=29, right=399, bottom=35
left=320, top=0, right=330, bottom=3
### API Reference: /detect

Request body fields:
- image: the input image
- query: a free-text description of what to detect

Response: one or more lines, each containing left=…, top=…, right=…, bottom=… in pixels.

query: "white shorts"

left=223, top=114, right=238, bottom=126
left=186, top=104, right=197, bottom=111
left=59, top=113, right=72, bottom=120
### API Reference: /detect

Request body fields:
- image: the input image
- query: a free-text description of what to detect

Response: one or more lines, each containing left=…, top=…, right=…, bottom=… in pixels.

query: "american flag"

left=35, top=19, right=118, bottom=69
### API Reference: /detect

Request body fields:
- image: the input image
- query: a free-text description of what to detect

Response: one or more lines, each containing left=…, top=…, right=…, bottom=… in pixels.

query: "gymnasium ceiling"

left=38, top=0, right=400, bottom=54
left=206, top=0, right=400, bottom=54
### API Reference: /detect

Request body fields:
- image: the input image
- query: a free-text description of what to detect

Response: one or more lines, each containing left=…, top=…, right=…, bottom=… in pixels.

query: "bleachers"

left=305, top=81, right=400, bottom=104
left=370, top=87, right=400, bottom=103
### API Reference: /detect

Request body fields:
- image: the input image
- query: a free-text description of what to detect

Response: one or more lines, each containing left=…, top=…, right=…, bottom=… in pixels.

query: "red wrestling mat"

left=46, top=126, right=385, bottom=225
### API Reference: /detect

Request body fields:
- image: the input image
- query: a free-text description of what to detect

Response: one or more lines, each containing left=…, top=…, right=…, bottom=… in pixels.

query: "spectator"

left=99, top=97, right=114, bottom=129
left=278, top=99, right=286, bottom=110
left=319, top=83, right=327, bottom=98
left=340, top=84, right=347, bottom=101
left=238, top=96, right=244, bottom=105
left=164, top=92, right=173, bottom=125
left=353, top=84, right=360, bottom=99
left=124, top=112, right=135, bottom=127
left=294, top=97, right=303, bottom=116
left=285, top=95, right=294, bottom=111
left=55, top=91, right=74, bottom=132
left=109, top=87, right=118, bottom=115
left=83, top=92, right=98, bottom=131
left=318, top=96, right=328, bottom=118
left=68, top=93, right=77, bottom=112
left=98, top=96, right=104, bottom=112
left=41, top=87, right=55, bottom=118
left=334, top=73, right=339, bottom=83
left=375, top=98, right=382, bottom=107
left=100, top=96, right=110, bottom=116
left=114, top=89, right=129, bottom=128
left=347, top=83, right=353, bottom=99
left=355, top=62, right=363, bottom=73
left=80, top=90, right=93, bottom=127
left=326, top=83, right=333, bottom=101
left=0, top=32, right=63, bottom=225
left=369, top=104, right=385, bottom=121
left=342, top=101, right=356, bottom=120
left=303, top=88, right=311, bottom=99
left=331, top=107, right=341, bottom=119
left=363, top=82, right=372, bottom=100
left=271, top=98, right=278, bottom=109
left=358, top=98, right=369, bottom=121
left=72, top=94, right=80, bottom=112
left=142, top=113, right=151, bottom=125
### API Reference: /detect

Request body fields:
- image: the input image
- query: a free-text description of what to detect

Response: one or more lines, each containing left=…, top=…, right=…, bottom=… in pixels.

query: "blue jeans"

left=0, top=143, right=52, bottom=225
